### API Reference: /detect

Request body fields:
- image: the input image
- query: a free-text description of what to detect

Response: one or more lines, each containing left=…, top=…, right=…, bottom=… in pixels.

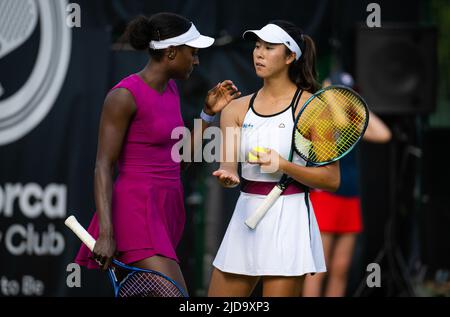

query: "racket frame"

left=292, top=85, right=369, bottom=166
left=65, top=215, right=188, bottom=297
left=108, top=258, right=188, bottom=297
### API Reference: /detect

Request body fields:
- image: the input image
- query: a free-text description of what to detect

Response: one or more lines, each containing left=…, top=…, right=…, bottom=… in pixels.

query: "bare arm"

left=321, top=79, right=391, bottom=143
left=249, top=148, right=340, bottom=192
left=212, top=97, right=247, bottom=187
left=280, top=160, right=340, bottom=192
left=93, top=88, right=136, bottom=270
left=363, top=111, right=392, bottom=143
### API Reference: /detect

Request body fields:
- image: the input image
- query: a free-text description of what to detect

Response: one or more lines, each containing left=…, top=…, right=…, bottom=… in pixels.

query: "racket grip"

left=245, top=186, right=283, bottom=229
left=65, top=215, right=96, bottom=252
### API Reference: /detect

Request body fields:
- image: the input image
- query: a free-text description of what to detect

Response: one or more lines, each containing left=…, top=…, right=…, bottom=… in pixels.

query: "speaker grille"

left=355, top=26, right=437, bottom=114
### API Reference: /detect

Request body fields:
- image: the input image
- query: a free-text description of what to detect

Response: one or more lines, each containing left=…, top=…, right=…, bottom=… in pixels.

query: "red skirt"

left=310, top=190, right=363, bottom=234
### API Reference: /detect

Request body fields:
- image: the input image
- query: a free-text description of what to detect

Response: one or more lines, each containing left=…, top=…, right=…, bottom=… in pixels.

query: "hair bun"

left=124, top=15, right=154, bottom=51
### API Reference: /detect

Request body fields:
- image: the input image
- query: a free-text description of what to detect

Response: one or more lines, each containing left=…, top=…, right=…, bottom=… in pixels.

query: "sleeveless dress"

left=75, top=74, right=186, bottom=269
left=213, top=89, right=327, bottom=276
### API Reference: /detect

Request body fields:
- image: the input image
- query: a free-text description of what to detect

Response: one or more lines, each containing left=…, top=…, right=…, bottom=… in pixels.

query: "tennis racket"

left=65, top=215, right=188, bottom=297
left=245, top=85, right=369, bottom=229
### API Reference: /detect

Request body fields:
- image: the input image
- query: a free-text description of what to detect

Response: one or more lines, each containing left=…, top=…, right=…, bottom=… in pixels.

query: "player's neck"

left=138, top=61, right=170, bottom=93
left=262, top=75, right=297, bottom=99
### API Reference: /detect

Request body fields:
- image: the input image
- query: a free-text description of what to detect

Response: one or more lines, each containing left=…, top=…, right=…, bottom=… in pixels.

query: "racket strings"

left=294, top=88, right=367, bottom=163
left=118, top=272, right=185, bottom=297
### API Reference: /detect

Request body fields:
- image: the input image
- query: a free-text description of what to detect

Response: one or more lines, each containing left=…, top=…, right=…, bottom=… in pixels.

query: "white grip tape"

left=245, top=186, right=283, bottom=229
left=65, top=215, right=96, bottom=252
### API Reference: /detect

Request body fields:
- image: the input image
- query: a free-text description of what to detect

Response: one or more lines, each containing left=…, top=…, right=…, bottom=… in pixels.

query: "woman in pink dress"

left=74, top=12, right=240, bottom=295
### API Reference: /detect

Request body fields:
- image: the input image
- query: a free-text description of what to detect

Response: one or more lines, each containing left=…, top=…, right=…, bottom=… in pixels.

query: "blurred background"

left=0, top=0, right=449, bottom=297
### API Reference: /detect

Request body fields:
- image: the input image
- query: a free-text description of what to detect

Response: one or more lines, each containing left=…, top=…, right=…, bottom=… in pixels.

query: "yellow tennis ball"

left=248, top=146, right=268, bottom=161
left=253, top=146, right=268, bottom=153
left=248, top=152, right=258, bottom=162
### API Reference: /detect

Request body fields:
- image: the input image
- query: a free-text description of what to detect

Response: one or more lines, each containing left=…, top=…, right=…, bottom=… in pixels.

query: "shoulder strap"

left=248, top=90, right=259, bottom=111
left=291, top=88, right=304, bottom=121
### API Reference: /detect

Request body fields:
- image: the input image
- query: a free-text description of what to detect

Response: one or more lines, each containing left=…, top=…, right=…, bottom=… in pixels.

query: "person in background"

left=302, top=71, right=392, bottom=297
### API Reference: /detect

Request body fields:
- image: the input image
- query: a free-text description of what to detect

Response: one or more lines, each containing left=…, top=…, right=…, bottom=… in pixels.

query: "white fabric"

left=149, top=23, right=214, bottom=49
left=240, top=105, right=306, bottom=182
left=213, top=103, right=326, bottom=276
left=243, top=24, right=302, bottom=61
left=213, top=192, right=326, bottom=276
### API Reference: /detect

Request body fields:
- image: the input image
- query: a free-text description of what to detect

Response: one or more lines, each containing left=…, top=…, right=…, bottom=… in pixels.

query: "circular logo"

left=0, top=0, right=71, bottom=145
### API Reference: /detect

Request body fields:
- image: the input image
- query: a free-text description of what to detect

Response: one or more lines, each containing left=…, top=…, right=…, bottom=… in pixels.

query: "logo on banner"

left=0, top=183, right=67, bottom=256
left=0, top=0, right=72, bottom=145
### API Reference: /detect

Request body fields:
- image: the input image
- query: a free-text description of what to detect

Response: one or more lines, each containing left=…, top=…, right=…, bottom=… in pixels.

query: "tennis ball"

left=248, top=152, right=258, bottom=162
left=248, top=146, right=268, bottom=162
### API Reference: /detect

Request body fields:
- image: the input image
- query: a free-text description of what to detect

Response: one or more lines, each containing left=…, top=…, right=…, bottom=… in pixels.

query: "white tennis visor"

left=149, top=22, right=214, bottom=49
left=243, top=24, right=302, bottom=60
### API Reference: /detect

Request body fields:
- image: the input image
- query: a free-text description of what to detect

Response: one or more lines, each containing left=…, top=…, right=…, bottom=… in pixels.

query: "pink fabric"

left=75, top=74, right=186, bottom=269
left=240, top=179, right=304, bottom=195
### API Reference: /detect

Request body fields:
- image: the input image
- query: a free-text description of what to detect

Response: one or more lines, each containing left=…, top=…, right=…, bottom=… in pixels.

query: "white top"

left=240, top=93, right=307, bottom=182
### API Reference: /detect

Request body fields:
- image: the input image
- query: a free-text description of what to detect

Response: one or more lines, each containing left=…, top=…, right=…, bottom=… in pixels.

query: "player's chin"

left=183, top=68, right=194, bottom=79
left=254, top=68, right=269, bottom=78
left=173, top=69, right=193, bottom=80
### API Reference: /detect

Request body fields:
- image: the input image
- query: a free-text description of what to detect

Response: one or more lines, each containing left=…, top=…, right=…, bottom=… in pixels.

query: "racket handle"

left=245, top=186, right=283, bottom=229
left=65, top=215, right=96, bottom=252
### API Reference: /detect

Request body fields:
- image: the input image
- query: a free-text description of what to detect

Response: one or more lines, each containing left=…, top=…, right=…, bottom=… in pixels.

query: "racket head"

left=64, top=215, right=187, bottom=297
left=292, top=85, right=369, bottom=165
left=110, top=259, right=188, bottom=298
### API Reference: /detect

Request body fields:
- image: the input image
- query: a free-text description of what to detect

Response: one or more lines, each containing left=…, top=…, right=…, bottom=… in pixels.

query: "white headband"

left=243, top=23, right=302, bottom=61
left=149, top=23, right=214, bottom=49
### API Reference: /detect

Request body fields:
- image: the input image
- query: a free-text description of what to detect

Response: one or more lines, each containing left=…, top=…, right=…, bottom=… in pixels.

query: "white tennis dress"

left=213, top=90, right=327, bottom=276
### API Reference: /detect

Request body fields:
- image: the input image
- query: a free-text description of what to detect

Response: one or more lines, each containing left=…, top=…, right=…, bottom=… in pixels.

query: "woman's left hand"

left=248, top=148, right=286, bottom=174
left=204, top=80, right=241, bottom=115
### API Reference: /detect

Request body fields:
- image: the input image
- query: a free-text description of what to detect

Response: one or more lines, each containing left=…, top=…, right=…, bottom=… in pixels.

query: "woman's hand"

left=213, top=169, right=240, bottom=188
left=92, top=234, right=116, bottom=271
left=248, top=148, right=286, bottom=174
left=204, top=80, right=241, bottom=115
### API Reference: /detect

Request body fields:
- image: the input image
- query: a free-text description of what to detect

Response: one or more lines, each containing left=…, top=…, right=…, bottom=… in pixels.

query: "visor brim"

left=242, top=30, right=284, bottom=44
left=185, top=35, right=215, bottom=48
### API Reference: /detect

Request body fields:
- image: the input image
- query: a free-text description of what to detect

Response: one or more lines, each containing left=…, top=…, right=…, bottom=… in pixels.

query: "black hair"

left=121, top=12, right=191, bottom=61
left=269, top=20, right=320, bottom=93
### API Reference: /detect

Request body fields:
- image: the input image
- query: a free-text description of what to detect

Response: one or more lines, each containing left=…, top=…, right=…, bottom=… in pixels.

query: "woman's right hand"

left=213, top=169, right=240, bottom=188
left=92, top=234, right=116, bottom=271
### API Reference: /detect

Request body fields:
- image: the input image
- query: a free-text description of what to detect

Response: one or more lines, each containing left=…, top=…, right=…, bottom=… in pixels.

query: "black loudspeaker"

left=420, top=128, right=450, bottom=274
left=355, top=25, right=437, bottom=114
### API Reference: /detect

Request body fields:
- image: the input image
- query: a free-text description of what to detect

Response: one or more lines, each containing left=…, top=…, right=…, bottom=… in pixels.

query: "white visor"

left=243, top=24, right=302, bottom=60
left=149, top=23, right=214, bottom=49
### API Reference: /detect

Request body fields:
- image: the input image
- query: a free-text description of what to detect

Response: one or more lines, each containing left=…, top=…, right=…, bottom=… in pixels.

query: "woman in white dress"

left=208, top=20, right=341, bottom=297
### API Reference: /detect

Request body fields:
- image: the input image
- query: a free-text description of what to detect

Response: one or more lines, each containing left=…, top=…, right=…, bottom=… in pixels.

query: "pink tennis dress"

left=75, top=74, right=185, bottom=269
